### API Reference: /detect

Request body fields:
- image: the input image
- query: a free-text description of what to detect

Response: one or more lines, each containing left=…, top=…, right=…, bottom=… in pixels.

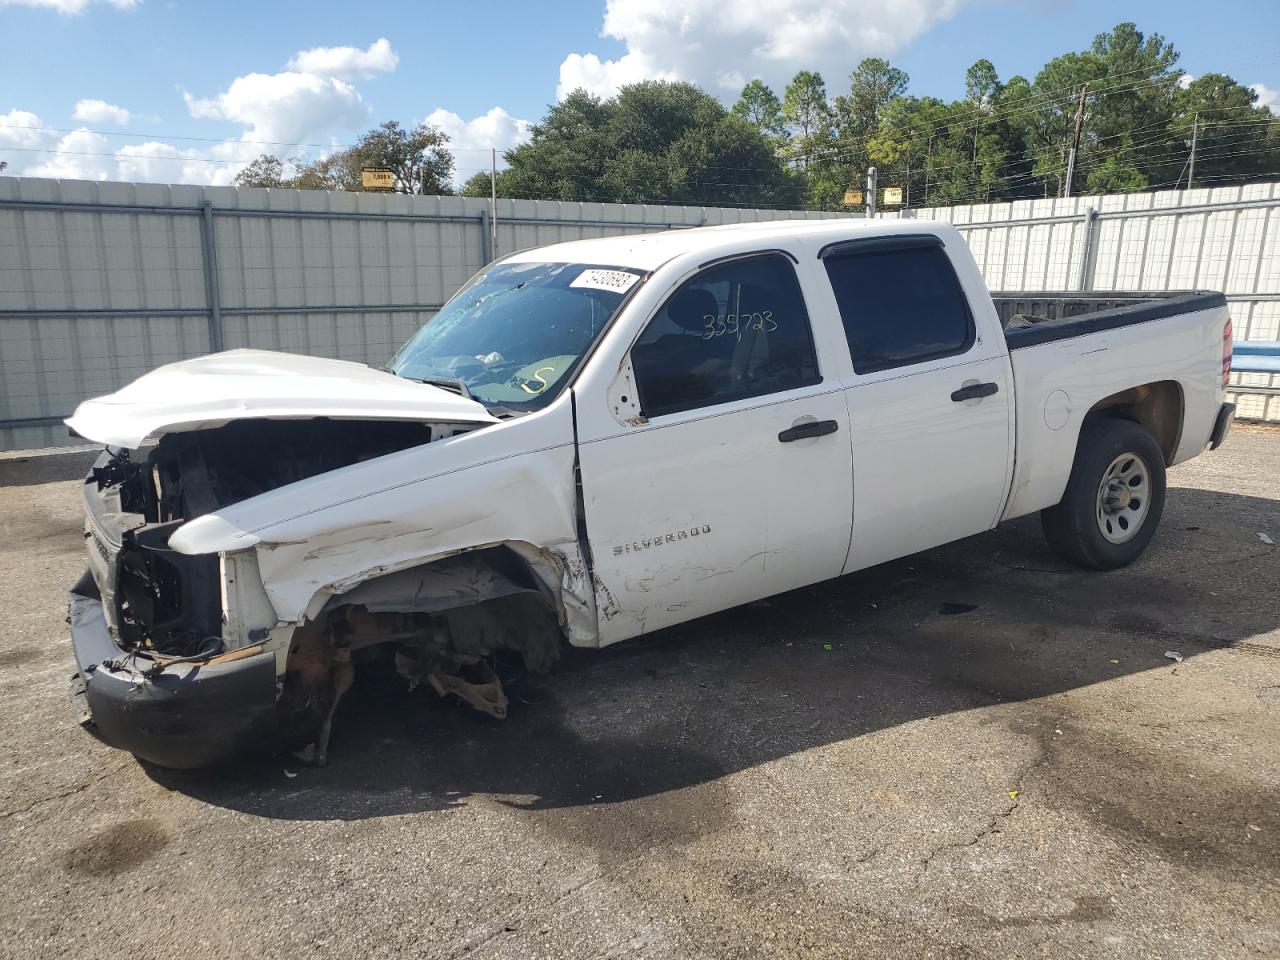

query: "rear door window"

left=631, top=254, right=821, bottom=417
left=822, top=243, right=974, bottom=374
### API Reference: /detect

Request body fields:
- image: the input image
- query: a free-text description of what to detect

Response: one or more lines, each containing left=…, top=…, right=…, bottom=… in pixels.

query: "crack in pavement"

left=912, top=759, right=1039, bottom=889
left=0, top=760, right=130, bottom=820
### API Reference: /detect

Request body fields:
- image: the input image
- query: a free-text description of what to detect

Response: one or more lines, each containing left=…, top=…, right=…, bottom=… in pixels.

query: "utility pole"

left=923, top=134, right=933, bottom=207
left=1187, top=111, right=1198, bottom=189
left=1064, top=83, right=1088, bottom=198
left=489, top=147, right=498, bottom=260
left=866, top=166, right=878, bottom=219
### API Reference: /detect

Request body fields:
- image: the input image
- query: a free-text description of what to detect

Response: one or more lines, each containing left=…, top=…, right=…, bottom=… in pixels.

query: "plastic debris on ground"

left=1165, top=651, right=1184, bottom=663
left=1259, top=532, right=1275, bottom=545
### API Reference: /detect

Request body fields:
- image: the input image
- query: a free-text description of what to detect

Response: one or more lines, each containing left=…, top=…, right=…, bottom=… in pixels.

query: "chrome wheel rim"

left=1096, top=452, right=1151, bottom=544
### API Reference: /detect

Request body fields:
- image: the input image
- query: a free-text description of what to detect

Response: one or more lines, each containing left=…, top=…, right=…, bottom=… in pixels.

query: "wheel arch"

left=1082, top=379, right=1184, bottom=466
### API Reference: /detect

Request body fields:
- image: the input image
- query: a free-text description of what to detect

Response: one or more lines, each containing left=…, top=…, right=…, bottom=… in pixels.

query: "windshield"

left=389, top=261, right=644, bottom=412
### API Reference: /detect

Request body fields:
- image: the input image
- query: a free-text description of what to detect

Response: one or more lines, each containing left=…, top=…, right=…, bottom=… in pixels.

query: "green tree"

left=234, top=154, right=288, bottom=188
left=965, top=59, right=1001, bottom=106
left=733, top=79, right=787, bottom=140
left=782, top=71, right=831, bottom=163
left=471, top=81, right=803, bottom=208
left=291, top=150, right=364, bottom=192
left=1172, top=74, right=1280, bottom=186
left=833, top=58, right=909, bottom=141
left=353, top=121, right=454, bottom=195
left=232, top=121, right=454, bottom=194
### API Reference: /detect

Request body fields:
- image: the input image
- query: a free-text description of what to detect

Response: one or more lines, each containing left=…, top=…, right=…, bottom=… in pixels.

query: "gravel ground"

left=0, top=425, right=1277, bottom=960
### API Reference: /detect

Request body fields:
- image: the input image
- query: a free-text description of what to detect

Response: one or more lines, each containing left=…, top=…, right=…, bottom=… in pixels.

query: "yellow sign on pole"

left=882, top=186, right=904, bottom=206
left=361, top=168, right=395, bottom=190
left=842, top=189, right=863, bottom=206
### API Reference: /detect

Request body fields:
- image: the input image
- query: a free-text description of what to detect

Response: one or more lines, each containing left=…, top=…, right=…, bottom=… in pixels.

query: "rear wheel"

left=1041, top=418, right=1166, bottom=570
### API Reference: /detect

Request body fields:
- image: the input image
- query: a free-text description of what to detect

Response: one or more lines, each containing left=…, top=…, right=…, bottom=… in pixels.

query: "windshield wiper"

left=397, top=374, right=474, bottom=400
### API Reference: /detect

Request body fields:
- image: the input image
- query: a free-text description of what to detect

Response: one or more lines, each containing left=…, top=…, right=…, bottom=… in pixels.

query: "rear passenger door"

left=820, top=236, right=1014, bottom=574
left=577, top=252, right=853, bottom=644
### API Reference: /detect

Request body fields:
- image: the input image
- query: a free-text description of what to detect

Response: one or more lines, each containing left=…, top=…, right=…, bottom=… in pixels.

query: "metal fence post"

left=479, top=209, right=493, bottom=265
left=1077, top=207, right=1098, bottom=291
left=200, top=201, right=225, bottom=352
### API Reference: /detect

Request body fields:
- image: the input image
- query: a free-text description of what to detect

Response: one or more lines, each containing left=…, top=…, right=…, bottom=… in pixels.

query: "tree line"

left=236, top=23, right=1280, bottom=210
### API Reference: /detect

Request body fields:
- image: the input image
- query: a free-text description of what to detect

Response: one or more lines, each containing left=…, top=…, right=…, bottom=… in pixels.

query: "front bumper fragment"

left=69, top=571, right=277, bottom=769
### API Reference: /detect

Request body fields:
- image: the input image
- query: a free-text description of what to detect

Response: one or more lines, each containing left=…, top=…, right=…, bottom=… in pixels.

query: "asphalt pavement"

left=1, top=426, right=1277, bottom=959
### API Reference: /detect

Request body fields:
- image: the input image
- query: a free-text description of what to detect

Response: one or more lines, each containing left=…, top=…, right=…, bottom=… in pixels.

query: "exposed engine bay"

left=80, top=416, right=568, bottom=765
left=86, top=419, right=439, bottom=658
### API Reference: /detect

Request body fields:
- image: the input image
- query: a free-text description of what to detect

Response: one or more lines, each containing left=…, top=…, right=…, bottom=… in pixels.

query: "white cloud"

left=0, top=111, right=233, bottom=184
left=22, top=128, right=117, bottom=180
left=0, top=0, right=137, bottom=13
left=116, top=141, right=237, bottom=186
left=3, top=35, right=401, bottom=187
left=1251, top=83, right=1279, bottom=116
left=185, top=72, right=368, bottom=147
left=424, top=106, right=532, bottom=182
left=72, top=98, right=132, bottom=125
left=556, top=0, right=964, bottom=101
left=287, top=37, right=399, bottom=81
left=558, top=51, right=676, bottom=102
left=183, top=38, right=402, bottom=155
left=0, top=109, right=57, bottom=152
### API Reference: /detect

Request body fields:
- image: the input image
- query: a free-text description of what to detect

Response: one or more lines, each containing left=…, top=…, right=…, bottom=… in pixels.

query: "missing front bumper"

left=68, top=571, right=278, bottom=769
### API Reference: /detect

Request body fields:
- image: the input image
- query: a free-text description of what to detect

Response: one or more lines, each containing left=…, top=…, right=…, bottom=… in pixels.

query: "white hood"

left=66, top=349, right=498, bottom=448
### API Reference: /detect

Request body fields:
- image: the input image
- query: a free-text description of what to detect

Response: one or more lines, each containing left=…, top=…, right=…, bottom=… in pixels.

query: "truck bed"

left=995, top=290, right=1227, bottom=348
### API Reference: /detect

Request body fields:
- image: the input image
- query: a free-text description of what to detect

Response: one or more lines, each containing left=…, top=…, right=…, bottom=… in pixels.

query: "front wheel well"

left=1084, top=380, right=1184, bottom=465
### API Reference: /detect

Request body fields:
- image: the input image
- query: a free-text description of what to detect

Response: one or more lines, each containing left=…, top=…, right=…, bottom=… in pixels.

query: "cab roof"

left=502, top=217, right=956, bottom=273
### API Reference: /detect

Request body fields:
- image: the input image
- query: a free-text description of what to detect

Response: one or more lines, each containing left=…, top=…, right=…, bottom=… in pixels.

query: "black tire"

left=1041, top=417, right=1167, bottom=570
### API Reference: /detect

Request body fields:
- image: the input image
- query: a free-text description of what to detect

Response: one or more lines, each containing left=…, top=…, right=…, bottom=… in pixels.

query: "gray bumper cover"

left=69, top=571, right=277, bottom=769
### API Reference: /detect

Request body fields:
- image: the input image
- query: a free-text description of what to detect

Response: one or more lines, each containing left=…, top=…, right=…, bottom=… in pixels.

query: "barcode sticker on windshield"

left=570, top=269, right=641, bottom=294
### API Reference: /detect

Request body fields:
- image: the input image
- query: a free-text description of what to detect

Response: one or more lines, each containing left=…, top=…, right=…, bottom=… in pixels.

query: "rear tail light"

left=1222, top=318, right=1233, bottom=388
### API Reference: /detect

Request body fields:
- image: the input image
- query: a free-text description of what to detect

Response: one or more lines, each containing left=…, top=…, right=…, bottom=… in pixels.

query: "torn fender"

left=168, top=401, right=600, bottom=644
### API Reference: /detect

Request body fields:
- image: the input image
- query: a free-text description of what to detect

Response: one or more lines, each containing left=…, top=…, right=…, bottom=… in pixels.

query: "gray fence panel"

left=898, top=181, right=1280, bottom=422
left=4, top=174, right=1279, bottom=451
left=0, top=177, right=850, bottom=450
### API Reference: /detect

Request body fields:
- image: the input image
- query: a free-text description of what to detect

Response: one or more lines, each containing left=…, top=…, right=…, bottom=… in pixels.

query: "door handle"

left=778, top=419, right=839, bottom=443
left=951, top=382, right=999, bottom=402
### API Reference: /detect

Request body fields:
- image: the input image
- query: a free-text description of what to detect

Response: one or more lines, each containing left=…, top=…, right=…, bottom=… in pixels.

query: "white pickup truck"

left=66, top=218, right=1236, bottom=767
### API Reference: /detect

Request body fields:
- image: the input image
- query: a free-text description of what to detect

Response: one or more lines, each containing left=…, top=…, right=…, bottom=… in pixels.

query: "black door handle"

left=778, top=419, right=839, bottom=442
left=951, top=382, right=999, bottom=402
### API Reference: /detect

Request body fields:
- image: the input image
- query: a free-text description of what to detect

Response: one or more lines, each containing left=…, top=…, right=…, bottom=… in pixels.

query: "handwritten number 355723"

left=702, top=312, right=777, bottom=339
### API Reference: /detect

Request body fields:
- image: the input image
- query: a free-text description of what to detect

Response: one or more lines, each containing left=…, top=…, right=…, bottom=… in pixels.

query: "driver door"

left=577, top=253, right=854, bottom=644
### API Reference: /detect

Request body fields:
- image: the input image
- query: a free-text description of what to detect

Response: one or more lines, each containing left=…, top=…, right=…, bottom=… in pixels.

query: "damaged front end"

left=70, top=417, right=572, bottom=768
left=279, top=552, right=564, bottom=765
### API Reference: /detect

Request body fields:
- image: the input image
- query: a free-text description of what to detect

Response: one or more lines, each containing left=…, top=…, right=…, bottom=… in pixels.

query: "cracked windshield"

left=390, top=261, right=643, bottom=412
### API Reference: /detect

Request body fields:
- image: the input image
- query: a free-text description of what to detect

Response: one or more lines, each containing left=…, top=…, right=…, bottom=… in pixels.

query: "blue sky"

left=1, top=0, right=1276, bottom=186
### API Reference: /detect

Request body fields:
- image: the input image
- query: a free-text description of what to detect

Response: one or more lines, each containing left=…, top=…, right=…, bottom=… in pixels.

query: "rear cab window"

left=821, top=237, right=975, bottom=374
left=631, top=253, right=822, bottom=417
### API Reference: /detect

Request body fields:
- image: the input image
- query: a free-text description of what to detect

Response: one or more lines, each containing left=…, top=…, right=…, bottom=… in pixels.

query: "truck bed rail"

left=998, top=291, right=1227, bottom=349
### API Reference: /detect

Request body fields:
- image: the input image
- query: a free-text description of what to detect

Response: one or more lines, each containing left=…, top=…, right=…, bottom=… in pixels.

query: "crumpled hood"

left=66, top=348, right=498, bottom=448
